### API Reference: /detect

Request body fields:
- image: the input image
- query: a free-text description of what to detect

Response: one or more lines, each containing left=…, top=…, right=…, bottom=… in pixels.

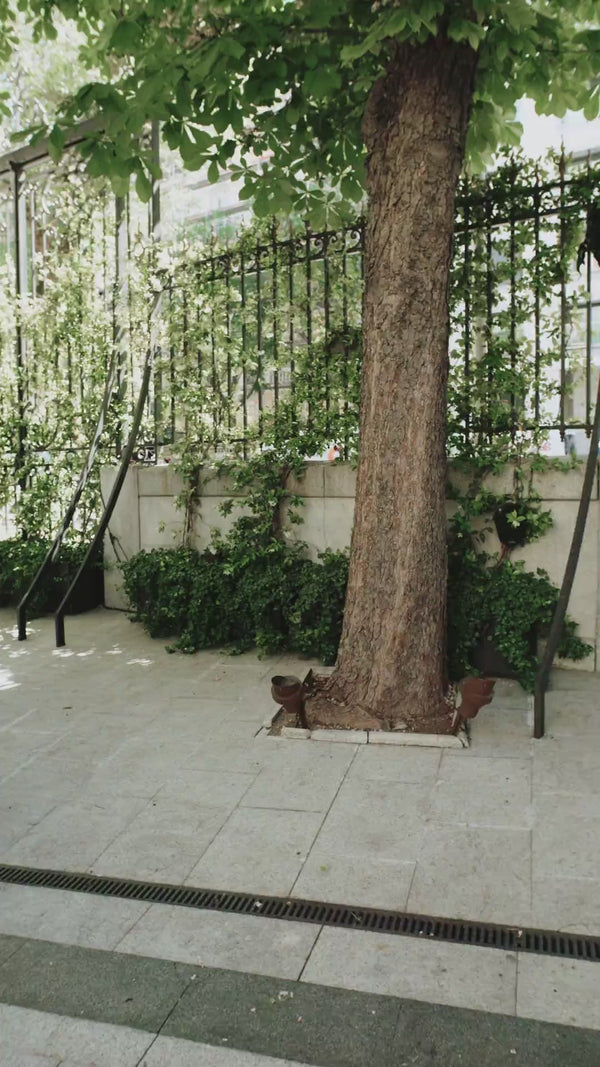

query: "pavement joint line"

left=288, top=739, right=360, bottom=898
left=132, top=961, right=199, bottom=1067
left=0, top=707, right=37, bottom=732
left=2, top=862, right=600, bottom=963
left=296, top=922, right=325, bottom=983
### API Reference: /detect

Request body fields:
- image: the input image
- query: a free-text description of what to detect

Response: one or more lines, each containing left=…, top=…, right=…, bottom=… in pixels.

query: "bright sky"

left=517, top=99, right=600, bottom=157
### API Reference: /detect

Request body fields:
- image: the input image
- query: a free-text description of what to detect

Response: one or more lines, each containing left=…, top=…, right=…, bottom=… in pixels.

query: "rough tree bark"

left=327, top=36, right=478, bottom=731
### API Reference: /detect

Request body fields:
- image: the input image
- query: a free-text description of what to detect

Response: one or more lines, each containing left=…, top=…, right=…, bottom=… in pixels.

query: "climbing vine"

left=0, top=151, right=598, bottom=679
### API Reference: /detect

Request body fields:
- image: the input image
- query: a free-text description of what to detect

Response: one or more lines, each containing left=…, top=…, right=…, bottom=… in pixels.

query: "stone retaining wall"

left=101, top=461, right=600, bottom=671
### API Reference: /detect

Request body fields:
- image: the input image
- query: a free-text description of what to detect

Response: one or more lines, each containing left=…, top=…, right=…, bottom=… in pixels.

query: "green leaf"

left=109, top=173, right=130, bottom=197
left=304, top=67, right=342, bottom=100
left=135, top=169, right=153, bottom=202
left=218, top=37, right=246, bottom=60
left=47, top=125, right=66, bottom=163
left=583, top=92, right=600, bottom=121
left=207, top=159, right=219, bottom=183
left=109, top=20, right=141, bottom=54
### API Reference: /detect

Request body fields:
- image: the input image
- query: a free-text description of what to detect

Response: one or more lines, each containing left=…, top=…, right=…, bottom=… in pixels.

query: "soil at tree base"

left=302, top=676, right=456, bottom=734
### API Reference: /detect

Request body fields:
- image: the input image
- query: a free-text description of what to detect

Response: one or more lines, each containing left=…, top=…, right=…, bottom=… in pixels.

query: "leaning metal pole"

left=533, top=368, right=600, bottom=739
left=17, top=349, right=120, bottom=640
left=54, top=123, right=161, bottom=648
left=54, top=345, right=155, bottom=647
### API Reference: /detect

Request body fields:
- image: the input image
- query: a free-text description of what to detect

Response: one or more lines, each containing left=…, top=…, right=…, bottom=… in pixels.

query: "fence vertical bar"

left=169, top=280, right=175, bottom=444
left=11, top=162, right=28, bottom=502
left=485, top=187, right=494, bottom=441
left=324, top=231, right=331, bottom=430
left=225, top=247, right=232, bottom=433
left=241, top=247, right=248, bottom=456
left=288, top=224, right=295, bottom=401
left=150, top=120, right=161, bottom=456
left=126, top=193, right=135, bottom=412
left=114, top=194, right=127, bottom=457
left=509, top=162, right=517, bottom=441
left=182, top=278, right=189, bottom=444
left=463, top=184, right=471, bottom=447
left=585, top=157, right=593, bottom=436
left=533, top=166, right=541, bottom=425
left=256, top=236, right=263, bottom=437
left=210, top=241, right=218, bottom=448
left=305, top=222, right=312, bottom=429
left=559, top=149, right=567, bottom=441
left=341, top=234, right=349, bottom=457
left=272, top=221, right=279, bottom=413
left=30, top=187, right=36, bottom=299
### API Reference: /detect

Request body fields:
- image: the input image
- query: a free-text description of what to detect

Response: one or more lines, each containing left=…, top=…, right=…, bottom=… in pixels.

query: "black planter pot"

left=472, top=625, right=537, bottom=680
left=65, top=563, right=105, bottom=615
left=493, top=502, right=531, bottom=547
left=51, top=560, right=104, bottom=615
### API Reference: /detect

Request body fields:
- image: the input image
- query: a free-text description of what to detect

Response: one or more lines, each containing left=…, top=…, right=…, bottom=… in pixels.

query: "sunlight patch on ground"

left=0, top=667, right=20, bottom=690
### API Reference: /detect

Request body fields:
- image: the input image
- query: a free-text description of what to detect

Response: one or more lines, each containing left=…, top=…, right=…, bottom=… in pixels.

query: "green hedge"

left=0, top=538, right=103, bottom=618
left=122, top=542, right=592, bottom=688
left=122, top=543, right=348, bottom=663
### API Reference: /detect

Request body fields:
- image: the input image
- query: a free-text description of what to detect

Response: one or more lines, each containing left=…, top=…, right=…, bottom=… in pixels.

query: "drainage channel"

left=1, top=862, right=599, bottom=963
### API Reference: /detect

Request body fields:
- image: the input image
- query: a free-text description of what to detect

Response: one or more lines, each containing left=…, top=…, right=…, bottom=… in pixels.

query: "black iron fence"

left=0, top=145, right=599, bottom=534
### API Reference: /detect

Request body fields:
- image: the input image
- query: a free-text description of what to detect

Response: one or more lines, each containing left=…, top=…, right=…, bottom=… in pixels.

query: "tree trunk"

left=328, top=36, right=477, bottom=731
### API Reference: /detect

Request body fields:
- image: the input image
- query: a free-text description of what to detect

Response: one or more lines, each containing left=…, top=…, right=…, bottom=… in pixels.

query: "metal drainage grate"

left=1, top=862, right=599, bottom=963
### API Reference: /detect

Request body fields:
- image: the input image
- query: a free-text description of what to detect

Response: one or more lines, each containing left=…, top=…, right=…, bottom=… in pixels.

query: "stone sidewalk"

left=1, top=606, right=600, bottom=1048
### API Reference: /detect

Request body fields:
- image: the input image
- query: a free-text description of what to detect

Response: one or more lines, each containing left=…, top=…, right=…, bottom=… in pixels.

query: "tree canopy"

left=1, top=1, right=599, bottom=224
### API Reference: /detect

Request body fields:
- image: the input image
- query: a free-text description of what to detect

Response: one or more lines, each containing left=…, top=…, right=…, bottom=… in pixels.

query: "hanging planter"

left=493, top=502, right=531, bottom=547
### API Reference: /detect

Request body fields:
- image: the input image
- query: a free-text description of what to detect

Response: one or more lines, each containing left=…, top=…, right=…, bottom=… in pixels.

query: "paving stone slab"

left=292, top=854, right=416, bottom=912
left=0, top=884, right=151, bottom=952
left=116, top=905, right=319, bottom=980
left=345, top=746, right=441, bottom=783
left=0, top=938, right=192, bottom=1032
left=142, top=1035, right=307, bottom=1066
left=0, top=933, right=27, bottom=965
left=533, top=739, right=600, bottom=795
left=531, top=876, right=600, bottom=936
left=532, top=794, right=600, bottom=881
left=239, top=746, right=354, bottom=813
left=517, top=954, right=600, bottom=1030
left=0, top=1004, right=154, bottom=1067
left=185, top=807, right=324, bottom=896
left=407, top=826, right=532, bottom=927
left=301, top=927, right=517, bottom=1016
left=89, top=800, right=232, bottom=883
left=164, top=964, right=402, bottom=1067
left=2, top=795, right=150, bottom=870
left=430, top=754, right=532, bottom=829
left=392, top=997, right=600, bottom=1067
left=311, top=778, right=430, bottom=863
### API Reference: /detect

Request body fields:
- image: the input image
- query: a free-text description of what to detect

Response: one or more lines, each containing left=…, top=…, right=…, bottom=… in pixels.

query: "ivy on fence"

left=0, top=149, right=598, bottom=538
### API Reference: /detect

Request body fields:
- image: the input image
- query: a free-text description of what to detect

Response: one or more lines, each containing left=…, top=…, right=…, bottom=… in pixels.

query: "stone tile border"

left=264, top=668, right=468, bottom=748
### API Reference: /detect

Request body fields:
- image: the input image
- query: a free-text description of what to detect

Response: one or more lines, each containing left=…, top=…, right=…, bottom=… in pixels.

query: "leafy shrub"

left=0, top=538, right=102, bottom=617
left=122, top=542, right=347, bottom=662
left=288, top=550, right=349, bottom=664
left=447, top=535, right=592, bottom=689
left=123, top=538, right=591, bottom=687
